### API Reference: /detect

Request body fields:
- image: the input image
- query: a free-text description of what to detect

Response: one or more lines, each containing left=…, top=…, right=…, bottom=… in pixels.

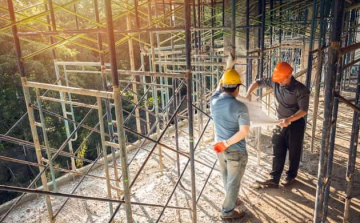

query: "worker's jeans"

left=270, top=118, right=306, bottom=183
left=217, top=149, right=248, bottom=217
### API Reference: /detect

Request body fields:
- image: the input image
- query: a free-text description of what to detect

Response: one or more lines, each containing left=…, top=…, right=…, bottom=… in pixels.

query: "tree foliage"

left=0, top=0, right=152, bottom=204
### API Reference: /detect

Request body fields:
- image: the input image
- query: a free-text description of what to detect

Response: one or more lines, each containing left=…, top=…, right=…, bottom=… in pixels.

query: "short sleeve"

left=238, top=105, right=250, bottom=126
left=297, top=87, right=310, bottom=112
left=256, top=78, right=275, bottom=89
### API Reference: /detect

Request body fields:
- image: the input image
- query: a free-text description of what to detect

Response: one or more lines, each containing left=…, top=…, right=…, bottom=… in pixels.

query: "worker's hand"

left=278, top=118, right=291, bottom=127
left=213, top=141, right=229, bottom=153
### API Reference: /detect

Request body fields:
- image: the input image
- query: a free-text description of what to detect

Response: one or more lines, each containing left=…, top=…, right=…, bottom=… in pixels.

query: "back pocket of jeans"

left=225, top=151, right=247, bottom=165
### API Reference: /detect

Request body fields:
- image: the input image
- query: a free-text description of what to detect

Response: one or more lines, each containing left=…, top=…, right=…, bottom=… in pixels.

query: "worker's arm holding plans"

left=246, top=72, right=309, bottom=127
left=236, top=95, right=281, bottom=127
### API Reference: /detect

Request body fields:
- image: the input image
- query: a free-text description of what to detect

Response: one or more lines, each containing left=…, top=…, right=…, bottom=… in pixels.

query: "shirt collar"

left=221, top=92, right=235, bottom=98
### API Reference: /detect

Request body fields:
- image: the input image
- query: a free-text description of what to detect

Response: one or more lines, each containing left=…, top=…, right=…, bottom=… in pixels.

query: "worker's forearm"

left=246, top=82, right=259, bottom=96
left=287, top=110, right=307, bottom=123
left=225, top=126, right=250, bottom=146
left=216, top=82, right=223, bottom=91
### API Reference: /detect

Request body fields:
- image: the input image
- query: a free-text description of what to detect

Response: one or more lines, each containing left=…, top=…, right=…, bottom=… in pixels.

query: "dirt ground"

left=1, top=98, right=360, bottom=223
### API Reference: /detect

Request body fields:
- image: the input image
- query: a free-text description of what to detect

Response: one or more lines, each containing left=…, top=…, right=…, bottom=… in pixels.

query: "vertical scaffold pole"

left=259, top=0, right=265, bottom=96
left=126, top=0, right=142, bottom=136
left=222, top=0, right=225, bottom=27
left=35, top=89, right=57, bottom=192
left=246, top=0, right=250, bottom=90
left=269, top=0, right=273, bottom=82
left=310, top=0, right=326, bottom=154
left=104, top=0, right=133, bottom=222
left=314, top=0, right=344, bottom=222
left=343, top=66, right=360, bottom=222
left=306, top=0, right=317, bottom=89
left=73, top=4, right=79, bottom=29
left=193, top=0, right=198, bottom=49
left=147, top=0, right=164, bottom=173
left=96, top=97, right=114, bottom=219
left=22, top=84, right=55, bottom=223
left=184, top=0, right=196, bottom=222
left=310, top=49, right=323, bottom=152
left=343, top=10, right=356, bottom=90
left=197, top=0, right=201, bottom=49
left=343, top=10, right=355, bottom=91
left=134, top=0, right=140, bottom=29
left=173, top=80, right=181, bottom=178
left=47, top=0, right=76, bottom=171
left=266, top=50, right=271, bottom=115
left=269, top=0, right=273, bottom=46
left=323, top=55, right=344, bottom=221
left=231, top=0, right=236, bottom=58
left=94, top=0, right=121, bottom=199
left=211, top=0, right=214, bottom=49
left=279, top=0, right=282, bottom=46
left=256, top=0, right=265, bottom=166
left=7, top=0, right=54, bottom=221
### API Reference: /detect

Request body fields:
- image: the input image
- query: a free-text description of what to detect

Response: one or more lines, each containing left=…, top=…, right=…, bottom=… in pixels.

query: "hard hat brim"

left=272, top=70, right=291, bottom=82
left=271, top=75, right=286, bottom=83
left=222, top=84, right=242, bottom=88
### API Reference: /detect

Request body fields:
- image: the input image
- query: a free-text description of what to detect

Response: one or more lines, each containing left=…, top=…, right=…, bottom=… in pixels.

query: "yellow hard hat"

left=221, top=69, right=242, bottom=87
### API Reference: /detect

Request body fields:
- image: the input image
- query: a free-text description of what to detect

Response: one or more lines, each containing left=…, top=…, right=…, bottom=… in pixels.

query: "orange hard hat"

left=272, top=62, right=293, bottom=82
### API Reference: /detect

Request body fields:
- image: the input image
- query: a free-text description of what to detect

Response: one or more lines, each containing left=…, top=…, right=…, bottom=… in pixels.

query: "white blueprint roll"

left=236, top=96, right=281, bottom=127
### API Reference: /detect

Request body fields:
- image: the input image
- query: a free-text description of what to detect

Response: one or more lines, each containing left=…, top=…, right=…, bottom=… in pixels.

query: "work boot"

left=255, top=178, right=279, bottom=188
left=281, top=177, right=295, bottom=186
left=220, top=210, right=245, bottom=220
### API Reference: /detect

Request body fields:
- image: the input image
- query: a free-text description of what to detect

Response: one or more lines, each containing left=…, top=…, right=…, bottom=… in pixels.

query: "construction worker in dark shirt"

left=245, top=62, right=310, bottom=187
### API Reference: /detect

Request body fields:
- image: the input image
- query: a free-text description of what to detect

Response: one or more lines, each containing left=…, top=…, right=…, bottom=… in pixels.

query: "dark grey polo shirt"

left=256, top=77, right=310, bottom=119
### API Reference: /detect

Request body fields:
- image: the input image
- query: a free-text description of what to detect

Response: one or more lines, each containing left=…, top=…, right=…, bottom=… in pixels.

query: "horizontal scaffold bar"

left=155, top=61, right=226, bottom=66
left=64, top=70, right=102, bottom=74
left=55, top=61, right=111, bottom=66
left=24, top=81, right=113, bottom=99
left=14, top=26, right=233, bottom=36
left=336, top=94, right=360, bottom=113
left=118, top=80, right=173, bottom=88
left=340, top=42, right=360, bottom=55
left=39, top=96, right=98, bottom=109
left=105, top=70, right=186, bottom=78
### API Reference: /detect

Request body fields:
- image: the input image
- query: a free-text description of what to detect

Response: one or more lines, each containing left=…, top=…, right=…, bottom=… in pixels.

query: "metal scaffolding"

left=0, top=0, right=360, bottom=223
